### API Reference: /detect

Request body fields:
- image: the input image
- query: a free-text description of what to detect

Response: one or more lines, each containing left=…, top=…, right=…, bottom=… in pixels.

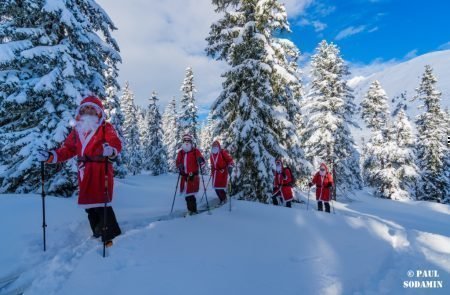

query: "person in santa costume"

left=308, top=163, right=334, bottom=213
left=272, top=159, right=294, bottom=208
left=209, top=140, right=234, bottom=205
left=37, top=96, right=122, bottom=246
left=176, top=134, right=206, bottom=215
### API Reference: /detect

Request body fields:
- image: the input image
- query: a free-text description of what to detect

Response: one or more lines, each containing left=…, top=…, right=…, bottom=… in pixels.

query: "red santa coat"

left=176, top=148, right=205, bottom=196
left=50, top=96, right=122, bottom=208
left=273, top=163, right=294, bottom=202
left=210, top=142, right=234, bottom=189
left=311, top=163, right=334, bottom=202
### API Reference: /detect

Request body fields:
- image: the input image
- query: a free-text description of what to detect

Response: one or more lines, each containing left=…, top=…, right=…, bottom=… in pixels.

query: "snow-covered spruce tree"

left=136, top=105, right=148, bottom=163
left=413, top=65, right=449, bottom=202
left=360, top=80, right=390, bottom=191
left=120, top=82, right=142, bottom=175
left=162, top=98, right=180, bottom=172
left=199, top=112, right=216, bottom=174
left=271, top=37, right=311, bottom=184
left=0, top=0, right=120, bottom=195
left=104, top=58, right=127, bottom=178
left=303, top=40, right=362, bottom=197
left=179, top=67, right=199, bottom=140
left=206, top=0, right=309, bottom=201
left=142, top=91, right=168, bottom=175
left=391, top=110, right=419, bottom=199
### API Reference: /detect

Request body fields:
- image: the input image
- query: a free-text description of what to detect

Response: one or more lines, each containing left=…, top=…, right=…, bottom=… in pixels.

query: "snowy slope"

left=349, top=50, right=450, bottom=112
left=348, top=49, right=450, bottom=144
left=1, top=174, right=449, bottom=295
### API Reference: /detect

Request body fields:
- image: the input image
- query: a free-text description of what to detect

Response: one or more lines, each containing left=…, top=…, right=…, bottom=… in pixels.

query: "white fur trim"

left=78, top=202, right=111, bottom=209
left=50, top=150, right=58, bottom=164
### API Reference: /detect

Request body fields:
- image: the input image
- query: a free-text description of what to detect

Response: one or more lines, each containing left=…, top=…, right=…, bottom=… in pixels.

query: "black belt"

left=77, top=156, right=109, bottom=163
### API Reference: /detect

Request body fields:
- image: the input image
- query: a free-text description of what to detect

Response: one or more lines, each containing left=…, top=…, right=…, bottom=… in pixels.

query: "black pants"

left=215, top=189, right=227, bottom=202
left=272, top=195, right=291, bottom=208
left=85, top=206, right=121, bottom=242
left=185, top=195, right=197, bottom=213
left=317, top=201, right=330, bottom=213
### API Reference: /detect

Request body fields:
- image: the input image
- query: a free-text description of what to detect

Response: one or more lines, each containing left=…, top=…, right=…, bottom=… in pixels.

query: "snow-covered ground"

left=1, top=174, right=449, bottom=295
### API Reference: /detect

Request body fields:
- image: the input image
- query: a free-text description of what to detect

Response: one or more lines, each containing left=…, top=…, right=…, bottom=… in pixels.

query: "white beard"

left=182, top=143, right=192, bottom=152
left=320, top=170, right=326, bottom=176
left=76, top=115, right=99, bottom=134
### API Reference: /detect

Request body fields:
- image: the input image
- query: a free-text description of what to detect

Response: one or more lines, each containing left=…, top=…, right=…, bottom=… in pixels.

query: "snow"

left=0, top=174, right=449, bottom=294
left=350, top=49, right=450, bottom=145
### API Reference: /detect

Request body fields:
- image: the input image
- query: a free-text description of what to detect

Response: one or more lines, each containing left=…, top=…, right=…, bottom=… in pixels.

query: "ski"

left=2, top=282, right=32, bottom=295
left=0, top=271, right=22, bottom=289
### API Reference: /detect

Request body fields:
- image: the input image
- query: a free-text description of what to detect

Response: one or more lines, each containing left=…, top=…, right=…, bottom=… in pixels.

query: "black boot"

left=97, top=206, right=122, bottom=242
left=317, top=201, right=323, bottom=211
left=86, top=208, right=101, bottom=238
left=185, top=195, right=197, bottom=214
left=286, top=201, right=292, bottom=208
left=272, top=196, right=279, bottom=205
left=215, top=189, right=227, bottom=204
left=324, top=202, right=331, bottom=213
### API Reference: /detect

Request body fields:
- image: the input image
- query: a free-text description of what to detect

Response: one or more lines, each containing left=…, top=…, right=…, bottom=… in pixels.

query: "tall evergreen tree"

left=391, top=110, right=419, bottom=199
left=162, top=98, right=180, bottom=172
left=104, top=58, right=127, bottom=178
left=143, top=91, right=168, bottom=175
left=179, top=67, right=199, bottom=140
left=360, top=80, right=390, bottom=191
left=0, top=0, right=120, bottom=195
left=303, top=40, right=362, bottom=197
left=413, top=65, right=449, bottom=202
left=206, top=0, right=308, bottom=201
left=120, top=82, right=142, bottom=175
left=200, top=112, right=216, bottom=174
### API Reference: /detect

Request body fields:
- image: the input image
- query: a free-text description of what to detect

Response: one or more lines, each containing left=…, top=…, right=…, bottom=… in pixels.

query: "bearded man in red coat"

left=209, top=140, right=234, bottom=205
left=176, top=134, right=206, bottom=215
left=309, top=163, right=334, bottom=213
left=37, top=96, right=122, bottom=246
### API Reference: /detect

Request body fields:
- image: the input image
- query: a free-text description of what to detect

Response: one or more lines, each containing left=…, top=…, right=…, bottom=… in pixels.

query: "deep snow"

left=0, top=174, right=449, bottom=295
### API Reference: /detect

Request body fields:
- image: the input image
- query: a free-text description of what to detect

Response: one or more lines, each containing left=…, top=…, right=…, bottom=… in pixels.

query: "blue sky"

left=97, top=0, right=449, bottom=111
left=289, top=0, right=450, bottom=64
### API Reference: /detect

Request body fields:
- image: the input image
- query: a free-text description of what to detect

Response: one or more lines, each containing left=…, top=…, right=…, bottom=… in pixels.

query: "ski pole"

left=170, top=173, right=181, bottom=215
left=306, top=187, right=311, bottom=211
left=200, top=174, right=212, bottom=203
left=228, top=175, right=232, bottom=212
left=102, top=152, right=109, bottom=258
left=198, top=160, right=211, bottom=215
left=41, top=162, right=47, bottom=252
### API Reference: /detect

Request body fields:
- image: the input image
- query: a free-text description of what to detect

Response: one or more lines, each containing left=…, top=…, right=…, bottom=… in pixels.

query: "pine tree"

left=413, top=65, right=449, bottom=202
left=303, top=40, right=362, bottom=197
left=206, top=0, right=308, bottom=201
left=120, top=82, right=142, bottom=175
left=179, top=67, right=199, bottom=140
left=391, top=110, right=419, bottom=199
left=104, top=58, right=127, bottom=178
left=0, top=0, right=120, bottom=195
left=200, top=112, right=216, bottom=174
left=360, top=80, right=390, bottom=191
left=162, top=98, right=180, bottom=172
left=142, top=91, right=168, bottom=175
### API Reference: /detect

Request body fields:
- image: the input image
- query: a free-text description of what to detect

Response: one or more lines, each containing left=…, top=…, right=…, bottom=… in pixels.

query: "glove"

left=188, top=172, right=195, bottom=181
left=103, top=144, right=115, bottom=157
left=308, top=182, right=313, bottom=188
left=282, top=172, right=286, bottom=179
left=37, top=150, right=50, bottom=162
left=197, top=157, right=205, bottom=165
left=227, top=166, right=233, bottom=174
left=327, top=183, right=333, bottom=188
